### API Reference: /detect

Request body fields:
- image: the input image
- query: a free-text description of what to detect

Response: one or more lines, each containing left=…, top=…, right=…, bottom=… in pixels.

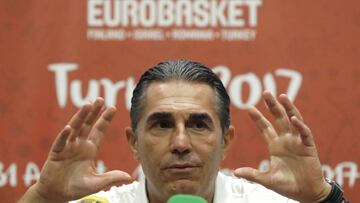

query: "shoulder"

left=215, top=172, right=299, bottom=203
left=69, top=181, right=140, bottom=203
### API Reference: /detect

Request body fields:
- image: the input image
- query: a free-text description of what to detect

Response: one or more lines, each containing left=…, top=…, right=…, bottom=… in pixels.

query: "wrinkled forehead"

left=141, top=81, right=219, bottom=119
left=147, top=80, right=213, bottom=97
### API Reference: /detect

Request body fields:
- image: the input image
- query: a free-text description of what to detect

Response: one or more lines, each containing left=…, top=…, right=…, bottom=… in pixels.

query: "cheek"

left=137, top=136, right=168, bottom=162
left=137, top=137, right=171, bottom=182
left=195, top=136, right=224, bottom=163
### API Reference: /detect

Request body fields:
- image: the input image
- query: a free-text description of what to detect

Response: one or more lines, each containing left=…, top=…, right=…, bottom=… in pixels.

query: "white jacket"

left=71, top=172, right=298, bottom=203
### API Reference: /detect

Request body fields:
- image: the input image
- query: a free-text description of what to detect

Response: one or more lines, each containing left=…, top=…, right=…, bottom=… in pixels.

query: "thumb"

left=90, top=170, right=133, bottom=192
left=234, top=167, right=270, bottom=187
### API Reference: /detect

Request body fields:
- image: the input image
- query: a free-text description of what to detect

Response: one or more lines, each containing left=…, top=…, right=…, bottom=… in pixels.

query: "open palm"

left=33, top=98, right=132, bottom=202
left=234, top=91, right=331, bottom=203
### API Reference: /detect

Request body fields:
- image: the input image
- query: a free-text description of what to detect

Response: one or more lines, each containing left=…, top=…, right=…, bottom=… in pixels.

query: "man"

left=18, top=60, right=347, bottom=203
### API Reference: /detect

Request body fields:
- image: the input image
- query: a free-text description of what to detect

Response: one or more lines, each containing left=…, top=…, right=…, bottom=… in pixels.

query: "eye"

left=188, top=121, right=208, bottom=130
left=155, top=120, right=173, bottom=129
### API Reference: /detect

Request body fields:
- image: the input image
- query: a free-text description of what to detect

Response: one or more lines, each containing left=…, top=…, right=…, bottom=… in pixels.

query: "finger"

left=278, top=94, right=304, bottom=121
left=68, top=104, right=92, bottom=129
left=68, top=104, right=92, bottom=141
left=51, top=125, right=71, bottom=153
left=88, top=106, right=117, bottom=147
left=263, top=91, right=292, bottom=134
left=79, top=98, right=105, bottom=139
left=234, top=167, right=270, bottom=188
left=291, top=116, right=314, bottom=147
left=85, top=98, right=105, bottom=126
left=248, top=106, right=277, bottom=143
left=89, top=170, right=132, bottom=192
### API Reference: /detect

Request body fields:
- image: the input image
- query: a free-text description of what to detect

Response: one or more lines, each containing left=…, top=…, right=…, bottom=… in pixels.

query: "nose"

left=170, top=125, right=192, bottom=156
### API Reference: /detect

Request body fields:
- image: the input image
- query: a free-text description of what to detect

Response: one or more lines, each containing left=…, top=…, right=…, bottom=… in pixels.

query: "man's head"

left=126, top=60, right=234, bottom=203
left=130, top=59, right=231, bottom=135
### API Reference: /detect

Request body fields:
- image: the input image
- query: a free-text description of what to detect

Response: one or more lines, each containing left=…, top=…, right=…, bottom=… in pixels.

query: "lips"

left=163, top=163, right=201, bottom=174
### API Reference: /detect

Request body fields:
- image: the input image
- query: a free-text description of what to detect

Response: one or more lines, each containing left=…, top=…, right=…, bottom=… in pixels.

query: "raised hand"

left=19, top=98, right=132, bottom=203
left=234, top=91, right=331, bottom=203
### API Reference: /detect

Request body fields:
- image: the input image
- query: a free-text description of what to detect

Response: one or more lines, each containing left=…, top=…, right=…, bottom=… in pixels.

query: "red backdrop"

left=0, top=0, right=359, bottom=202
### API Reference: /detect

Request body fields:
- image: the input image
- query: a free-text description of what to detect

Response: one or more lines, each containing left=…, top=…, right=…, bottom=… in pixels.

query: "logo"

left=87, top=0, right=263, bottom=41
left=48, top=63, right=302, bottom=109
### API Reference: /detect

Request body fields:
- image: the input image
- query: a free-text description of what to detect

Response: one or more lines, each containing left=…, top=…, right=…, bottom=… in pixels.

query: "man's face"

left=127, top=81, right=233, bottom=203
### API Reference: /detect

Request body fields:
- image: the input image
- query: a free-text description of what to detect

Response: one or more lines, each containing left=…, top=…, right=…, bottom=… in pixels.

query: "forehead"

left=142, top=81, right=217, bottom=117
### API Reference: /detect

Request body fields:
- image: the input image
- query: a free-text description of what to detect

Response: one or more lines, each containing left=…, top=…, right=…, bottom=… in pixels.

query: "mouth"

left=163, top=163, right=201, bottom=174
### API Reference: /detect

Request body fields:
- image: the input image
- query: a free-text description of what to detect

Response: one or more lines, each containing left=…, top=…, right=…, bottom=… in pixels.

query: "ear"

left=125, top=127, right=140, bottom=160
left=222, top=125, right=235, bottom=160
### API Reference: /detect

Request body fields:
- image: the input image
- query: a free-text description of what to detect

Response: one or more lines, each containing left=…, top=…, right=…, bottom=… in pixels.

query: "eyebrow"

left=188, top=113, right=213, bottom=124
left=146, top=112, right=173, bottom=124
left=146, top=112, right=214, bottom=125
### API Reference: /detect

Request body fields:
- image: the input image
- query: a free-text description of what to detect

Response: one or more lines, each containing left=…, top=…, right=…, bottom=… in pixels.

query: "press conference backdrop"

left=0, top=0, right=359, bottom=202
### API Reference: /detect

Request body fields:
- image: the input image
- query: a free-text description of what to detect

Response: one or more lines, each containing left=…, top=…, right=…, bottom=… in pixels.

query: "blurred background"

left=0, top=0, right=359, bottom=202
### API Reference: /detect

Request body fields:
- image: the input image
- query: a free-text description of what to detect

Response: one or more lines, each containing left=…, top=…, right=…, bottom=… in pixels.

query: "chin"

left=167, top=179, right=200, bottom=195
